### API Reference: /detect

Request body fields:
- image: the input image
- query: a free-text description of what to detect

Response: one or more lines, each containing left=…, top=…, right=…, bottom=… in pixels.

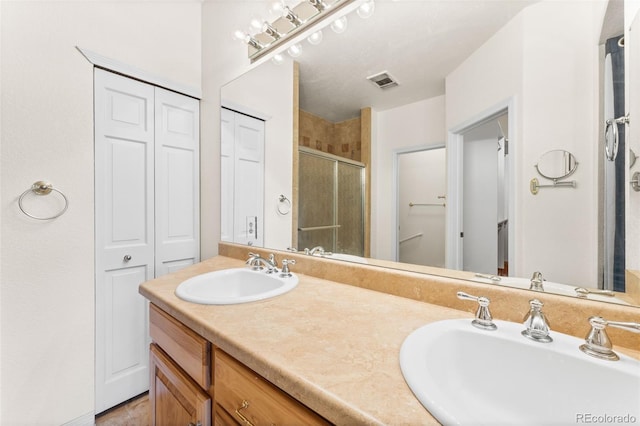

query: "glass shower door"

left=298, top=150, right=364, bottom=256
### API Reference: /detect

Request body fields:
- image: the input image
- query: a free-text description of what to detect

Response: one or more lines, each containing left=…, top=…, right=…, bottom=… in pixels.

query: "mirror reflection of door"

left=461, top=112, right=509, bottom=275
left=220, top=107, right=265, bottom=247
left=397, top=147, right=446, bottom=267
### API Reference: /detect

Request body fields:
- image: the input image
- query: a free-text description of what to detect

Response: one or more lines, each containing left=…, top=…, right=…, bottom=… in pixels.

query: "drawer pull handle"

left=235, top=400, right=255, bottom=426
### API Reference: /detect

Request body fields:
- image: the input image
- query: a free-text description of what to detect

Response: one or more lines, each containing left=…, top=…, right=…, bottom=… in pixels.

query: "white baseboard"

left=62, top=411, right=95, bottom=426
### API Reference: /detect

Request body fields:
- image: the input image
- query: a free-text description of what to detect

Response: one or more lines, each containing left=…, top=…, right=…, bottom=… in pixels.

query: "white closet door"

left=220, top=108, right=235, bottom=242
left=94, top=69, right=154, bottom=413
left=155, top=88, right=200, bottom=276
left=233, top=113, right=265, bottom=246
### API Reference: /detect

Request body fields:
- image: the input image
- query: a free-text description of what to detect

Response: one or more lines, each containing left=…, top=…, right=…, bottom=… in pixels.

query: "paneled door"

left=95, top=69, right=155, bottom=413
left=220, top=108, right=265, bottom=247
left=95, top=69, right=200, bottom=413
left=154, top=88, right=200, bottom=276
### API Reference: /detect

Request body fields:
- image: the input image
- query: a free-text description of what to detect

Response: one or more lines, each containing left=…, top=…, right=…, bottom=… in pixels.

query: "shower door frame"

left=297, top=147, right=365, bottom=255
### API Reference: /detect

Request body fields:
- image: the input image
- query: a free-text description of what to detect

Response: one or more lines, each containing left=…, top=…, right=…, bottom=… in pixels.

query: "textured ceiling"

left=289, top=0, right=536, bottom=122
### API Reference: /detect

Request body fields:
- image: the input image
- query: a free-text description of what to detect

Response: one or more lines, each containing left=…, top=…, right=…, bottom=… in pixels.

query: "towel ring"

left=277, top=194, right=291, bottom=215
left=19, top=181, right=69, bottom=220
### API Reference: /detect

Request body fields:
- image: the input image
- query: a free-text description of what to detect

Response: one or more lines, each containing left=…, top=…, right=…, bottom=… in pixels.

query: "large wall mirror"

left=220, top=0, right=640, bottom=308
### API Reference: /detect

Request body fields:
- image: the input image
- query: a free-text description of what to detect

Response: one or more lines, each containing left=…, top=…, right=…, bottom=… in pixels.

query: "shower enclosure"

left=297, top=148, right=365, bottom=256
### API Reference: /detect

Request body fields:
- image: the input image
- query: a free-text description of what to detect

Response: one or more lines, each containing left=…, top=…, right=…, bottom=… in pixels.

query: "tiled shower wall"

left=299, top=109, right=362, bottom=161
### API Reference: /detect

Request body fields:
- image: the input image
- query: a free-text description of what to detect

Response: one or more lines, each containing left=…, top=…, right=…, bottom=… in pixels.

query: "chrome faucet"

left=246, top=252, right=278, bottom=272
left=304, top=246, right=331, bottom=256
left=457, top=291, right=497, bottom=330
left=522, top=299, right=552, bottom=343
left=529, top=271, right=544, bottom=291
left=579, top=316, right=640, bottom=361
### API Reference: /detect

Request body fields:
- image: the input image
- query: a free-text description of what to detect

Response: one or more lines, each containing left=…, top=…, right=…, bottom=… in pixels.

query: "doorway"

left=447, top=104, right=513, bottom=275
left=395, top=146, right=446, bottom=267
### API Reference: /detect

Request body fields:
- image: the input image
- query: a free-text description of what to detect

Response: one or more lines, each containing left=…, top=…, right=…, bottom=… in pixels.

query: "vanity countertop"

left=139, top=255, right=471, bottom=425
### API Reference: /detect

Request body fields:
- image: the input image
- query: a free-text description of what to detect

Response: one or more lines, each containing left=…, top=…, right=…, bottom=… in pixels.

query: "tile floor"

left=95, top=393, right=150, bottom=426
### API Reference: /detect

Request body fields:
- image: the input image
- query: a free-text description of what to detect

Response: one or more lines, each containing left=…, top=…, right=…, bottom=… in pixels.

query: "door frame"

left=446, top=97, right=517, bottom=272
left=392, top=143, right=445, bottom=262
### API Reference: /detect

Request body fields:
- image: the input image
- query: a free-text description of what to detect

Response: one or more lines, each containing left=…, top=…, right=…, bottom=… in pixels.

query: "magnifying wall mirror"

left=535, top=150, right=578, bottom=180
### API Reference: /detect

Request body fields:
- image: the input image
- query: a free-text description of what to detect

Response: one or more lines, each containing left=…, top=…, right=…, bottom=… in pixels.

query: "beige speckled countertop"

left=140, top=255, right=472, bottom=425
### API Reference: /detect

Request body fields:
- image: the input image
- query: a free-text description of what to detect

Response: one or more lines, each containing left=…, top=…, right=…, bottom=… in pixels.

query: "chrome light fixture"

left=234, top=0, right=372, bottom=63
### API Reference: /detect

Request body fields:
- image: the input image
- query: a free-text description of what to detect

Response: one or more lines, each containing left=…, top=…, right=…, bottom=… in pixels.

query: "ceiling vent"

left=366, top=71, right=399, bottom=89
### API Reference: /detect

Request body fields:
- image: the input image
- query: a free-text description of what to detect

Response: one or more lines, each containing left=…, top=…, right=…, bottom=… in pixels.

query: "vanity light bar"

left=246, top=0, right=359, bottom=63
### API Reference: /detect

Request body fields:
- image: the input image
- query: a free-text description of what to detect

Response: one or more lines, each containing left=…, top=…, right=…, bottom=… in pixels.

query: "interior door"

left=154, top=88, right=200, bottom=276
left=94, top=69, right=154, bottom=413
left=397, top=148, right=446, bottom=267
left=462, top=121, right=499, bottom=274
left=220, top=108, right=235, bottom=243
left=220, top=108, right=265, bottom=246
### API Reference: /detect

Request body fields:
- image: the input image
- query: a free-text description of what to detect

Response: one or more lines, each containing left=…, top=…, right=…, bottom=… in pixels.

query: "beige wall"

left=0, top=2, right=201, bottom=423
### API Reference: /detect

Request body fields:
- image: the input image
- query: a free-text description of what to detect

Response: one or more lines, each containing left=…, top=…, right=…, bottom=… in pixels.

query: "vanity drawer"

left=150, top=303, right=211, bottom=389
left=214, top=349, right=329, bottom=425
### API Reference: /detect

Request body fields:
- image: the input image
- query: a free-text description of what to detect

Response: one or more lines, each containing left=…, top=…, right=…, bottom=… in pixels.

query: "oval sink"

left=400, top=319, right=640, bottom=425
left=175, top=268, right=299, bottom=305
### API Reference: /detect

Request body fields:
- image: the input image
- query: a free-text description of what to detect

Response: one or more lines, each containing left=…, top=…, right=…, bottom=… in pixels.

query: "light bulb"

left=268, top=1, right=285, bottom=19
left=272, top=53, right=285, bottom=65
left=249, top=15, right=263, bottom=32
left=287, top=43, right=303, bottom=58
left=330, top=16, right=348, bottom=34
left=307, top=30, right=323, bottom=45
left=232, top=29, right=247, bottom=42
left=357, top=0, right=375, bottom=19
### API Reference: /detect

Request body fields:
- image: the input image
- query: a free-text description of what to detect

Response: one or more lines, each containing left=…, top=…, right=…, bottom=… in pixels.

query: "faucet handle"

left=529, top=271, right=545, bottom=291
left=280, top=259, right=296, bottom=277
left=522, top=299, right=552, bottom=343
left=456, top=291, right=497, bottom=331
left=580, top=316, right=640, bottom=361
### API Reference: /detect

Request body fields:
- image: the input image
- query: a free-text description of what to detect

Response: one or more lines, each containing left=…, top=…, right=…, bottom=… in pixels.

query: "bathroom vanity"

left=139, top=244, right=640, bottom=425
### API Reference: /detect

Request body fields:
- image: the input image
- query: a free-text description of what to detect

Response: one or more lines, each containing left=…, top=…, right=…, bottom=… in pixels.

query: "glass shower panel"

left=298, top=152, right=336, bottom=251
left=337, top=162, right=364, bottom=256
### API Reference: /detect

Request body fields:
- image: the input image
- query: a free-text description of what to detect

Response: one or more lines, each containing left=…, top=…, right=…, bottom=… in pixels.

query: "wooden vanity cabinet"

left=149, top=304, right=331, bottom=425
left=150, top=344, right=212, bottom=426
left=213, top=349, right=329, bottom=425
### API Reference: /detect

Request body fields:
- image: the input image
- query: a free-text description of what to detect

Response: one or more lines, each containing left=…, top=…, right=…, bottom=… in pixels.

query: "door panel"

left=220, top=108, right=235, bottom=242
left=462, top=121, right=499, bottom=274
left=155, top=88, right=200, bottom=277
left=220, top=109, right=265, bottom=246
left=95, top=69, right=154, bottom=413
left=234, top=114, right=264, bottom=246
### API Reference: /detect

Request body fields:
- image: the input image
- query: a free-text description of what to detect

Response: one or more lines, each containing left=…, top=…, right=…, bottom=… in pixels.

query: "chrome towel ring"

left=277, top=194, right=291, bottom=215
left=19, top=181, right=69, bottom=220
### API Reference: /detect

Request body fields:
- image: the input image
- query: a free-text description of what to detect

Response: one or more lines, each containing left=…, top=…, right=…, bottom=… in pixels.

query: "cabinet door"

left=150, top=344, right=211, bottom=426
left=214, top=349, right=329, bottom=425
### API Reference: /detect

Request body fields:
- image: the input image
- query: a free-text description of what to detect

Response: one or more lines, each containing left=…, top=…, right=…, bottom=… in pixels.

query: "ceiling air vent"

left=366, top=71, right=399, bottom=89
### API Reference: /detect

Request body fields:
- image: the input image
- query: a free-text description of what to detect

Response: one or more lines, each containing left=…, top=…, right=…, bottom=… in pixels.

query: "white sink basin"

left=400, top=319, right=640, bottom=425
left=175, top=268, right=298, bottom=305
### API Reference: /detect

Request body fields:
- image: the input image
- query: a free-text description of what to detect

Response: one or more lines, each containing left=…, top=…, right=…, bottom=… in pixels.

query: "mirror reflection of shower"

left=297, top=148, right=365, bottom=257
left=602, top=33, right=626, bottom=292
